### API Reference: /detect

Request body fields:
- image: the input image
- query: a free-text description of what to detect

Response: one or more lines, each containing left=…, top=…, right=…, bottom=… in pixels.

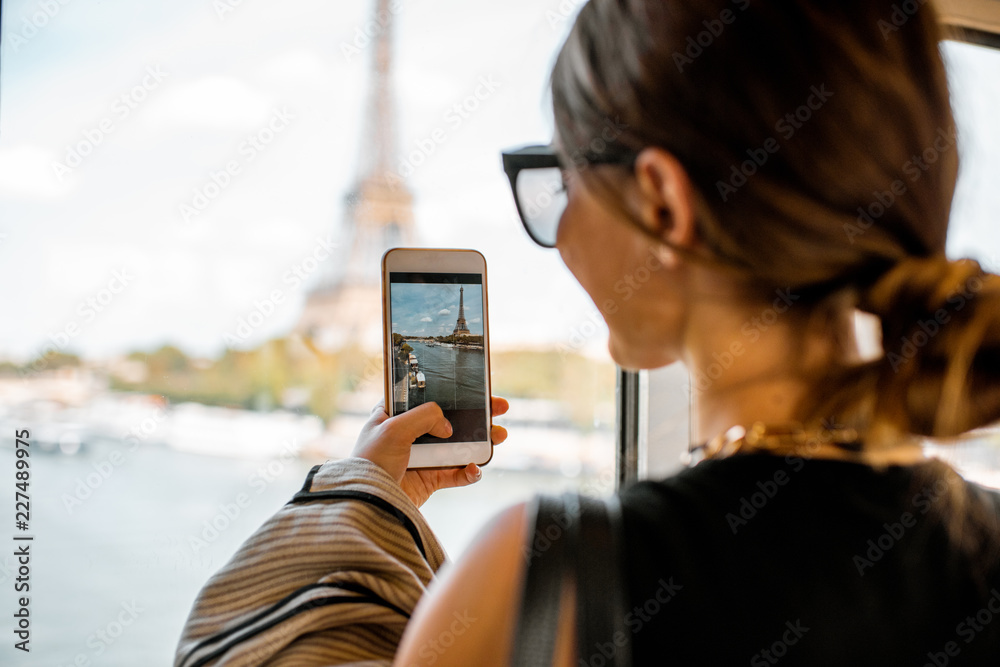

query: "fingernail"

left=467, top=464, right=481, bottom=482
left=446, top=421, right=453, bottom=436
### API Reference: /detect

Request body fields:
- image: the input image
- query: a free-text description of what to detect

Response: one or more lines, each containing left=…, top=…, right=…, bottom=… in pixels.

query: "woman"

left=176, top=1, right=1000, bottom=665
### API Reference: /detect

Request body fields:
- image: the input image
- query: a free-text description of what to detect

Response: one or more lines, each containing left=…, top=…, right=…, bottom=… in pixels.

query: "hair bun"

left=856, top=254, right=998, bottom=436
left=859, top=255, right=985, bottom=337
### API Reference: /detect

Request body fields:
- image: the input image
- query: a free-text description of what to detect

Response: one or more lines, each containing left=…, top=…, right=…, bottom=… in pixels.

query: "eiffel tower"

left=452, top=286, right=471, bottom=336
left=296, top=0, right=416, bottom=351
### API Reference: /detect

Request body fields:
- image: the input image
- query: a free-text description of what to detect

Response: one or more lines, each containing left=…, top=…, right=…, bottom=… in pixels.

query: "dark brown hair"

left=550, top=0, right=1000, bottom=579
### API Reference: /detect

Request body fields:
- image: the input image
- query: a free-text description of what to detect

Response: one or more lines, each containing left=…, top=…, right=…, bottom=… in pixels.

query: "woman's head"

left=549, top=0, right=1000, bottom=440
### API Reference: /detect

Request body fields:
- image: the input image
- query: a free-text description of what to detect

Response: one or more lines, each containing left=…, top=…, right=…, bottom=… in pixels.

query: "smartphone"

left=381, top=247, right=493, bottom=469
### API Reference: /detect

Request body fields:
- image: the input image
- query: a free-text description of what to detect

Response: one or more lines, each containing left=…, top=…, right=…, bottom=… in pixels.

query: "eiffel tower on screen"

left=452, top=286, right=471, bottom=336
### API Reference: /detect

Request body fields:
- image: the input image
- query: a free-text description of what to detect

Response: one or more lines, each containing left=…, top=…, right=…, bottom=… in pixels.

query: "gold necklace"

left=683, top=421, right=926, bottom=467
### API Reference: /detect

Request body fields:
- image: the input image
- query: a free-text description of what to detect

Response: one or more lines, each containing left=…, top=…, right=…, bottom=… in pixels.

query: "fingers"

left=465, top=463, right=482, bottom=484
left=373, top=397, right=507, bottom=444
left=442, top=463, right=482, bottom=489
left=491, top=396, right=509, bottom=417
left=403, top=463, right=483, bottom=505
left=389, top=401, right=452, bottom=442
left=490, top=396, right=508, bottom=446
left=365, top=399, right=389, bottom=429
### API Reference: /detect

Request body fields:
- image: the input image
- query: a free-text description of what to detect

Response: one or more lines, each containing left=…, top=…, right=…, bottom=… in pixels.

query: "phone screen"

left=388, top=271, right=488, bottom=444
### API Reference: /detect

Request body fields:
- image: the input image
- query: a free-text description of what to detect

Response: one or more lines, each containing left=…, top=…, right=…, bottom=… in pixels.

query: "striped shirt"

left=174, top=457, right=447, bottom=667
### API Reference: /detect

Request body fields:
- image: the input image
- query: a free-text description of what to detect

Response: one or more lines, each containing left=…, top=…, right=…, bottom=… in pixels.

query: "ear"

left=630, top=147, right=698, bottom=250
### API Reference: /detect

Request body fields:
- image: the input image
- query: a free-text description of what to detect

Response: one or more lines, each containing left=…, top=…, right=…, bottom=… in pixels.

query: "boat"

left=416, top=372, right=426, bottom=389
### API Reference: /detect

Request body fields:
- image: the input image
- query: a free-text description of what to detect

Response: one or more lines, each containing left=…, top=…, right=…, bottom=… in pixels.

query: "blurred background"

left=0, top=0, right=998, bottom=664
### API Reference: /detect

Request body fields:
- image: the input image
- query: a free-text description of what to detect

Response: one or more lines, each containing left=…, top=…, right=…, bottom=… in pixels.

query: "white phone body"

left=381, top=247, right=493, bottom=469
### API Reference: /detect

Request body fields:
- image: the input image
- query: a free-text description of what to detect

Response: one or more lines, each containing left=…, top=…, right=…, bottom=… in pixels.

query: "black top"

left=617, top=452, right=1000, bottom=665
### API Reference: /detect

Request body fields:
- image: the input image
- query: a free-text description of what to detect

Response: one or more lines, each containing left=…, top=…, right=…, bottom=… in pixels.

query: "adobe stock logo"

left=751, top=620, right=810, bottom=666
left=878, top=0, right=930, bottom=40
left=671, top=0, right=750, bottom=73
left=339, top=0, right=411, bottom=61
left=179, top=108, right=295, bottom=223
left=715, top=85, right=833, bottom=202
left=223, top=235, right=338, bottom=348
left=51, top=66, right=169, bottom=181
left=5, top=0, right=73, bottom=53
left=23, top=268, right=135, bottom=379
left=843, top=125, right=958, bottom=244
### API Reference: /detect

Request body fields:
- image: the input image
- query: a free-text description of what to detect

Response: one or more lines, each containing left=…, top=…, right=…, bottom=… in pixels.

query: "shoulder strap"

left=510, top=492, right=629, bottom=666
left=574, top=493, right=631, bottom=667
left=510, top=493, right=573, bottom=666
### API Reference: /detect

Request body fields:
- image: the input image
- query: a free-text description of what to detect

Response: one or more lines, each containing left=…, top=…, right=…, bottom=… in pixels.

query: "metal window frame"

left=615, top=368, right=641, bottom=489
left=938, top=0, right=1000, bottom=50
left=945, top=24, right=1000, bottom=49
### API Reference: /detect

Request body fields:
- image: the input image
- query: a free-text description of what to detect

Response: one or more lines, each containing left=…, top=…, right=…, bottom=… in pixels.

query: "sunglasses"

left=501, top=144, right=636, bottom=248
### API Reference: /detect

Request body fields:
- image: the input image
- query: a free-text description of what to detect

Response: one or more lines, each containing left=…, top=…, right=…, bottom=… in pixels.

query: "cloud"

left=420, top=316, right=432, bottom=322
left=260, top=50, right=329, bottom=83
left=392, top=322, right=397, bottom=326
left=438, top=309, right=451, bottom=316
left=0, top=145, right=72, bottom=198
left=471, top=317, right=481, bottom=323
left=142, top=76, right=272, bottom=129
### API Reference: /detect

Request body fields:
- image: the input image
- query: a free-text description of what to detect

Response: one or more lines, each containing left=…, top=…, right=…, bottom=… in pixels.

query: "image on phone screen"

left=388, top=272, right=488, bottom=444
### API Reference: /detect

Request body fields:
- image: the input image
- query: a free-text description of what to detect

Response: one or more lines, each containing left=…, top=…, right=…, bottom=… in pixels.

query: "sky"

left=390, top=282, right=484, bottom=337
left=0, top=0, right=601, bottom=362
left=0, top=2, right=997, bottom=363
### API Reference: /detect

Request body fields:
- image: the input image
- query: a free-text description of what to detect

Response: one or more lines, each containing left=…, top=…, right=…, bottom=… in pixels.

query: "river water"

left=0, top=434, right=607, bottom=666
left=405, top=341, right=485, bottom=411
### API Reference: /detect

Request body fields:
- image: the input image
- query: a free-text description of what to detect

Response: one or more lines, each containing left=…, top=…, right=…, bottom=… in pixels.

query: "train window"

left=0, top=5, right=614, bottom=663
left=922, top=38, right=1000, bottom=487
left=2, top=3, right=998, bottom=663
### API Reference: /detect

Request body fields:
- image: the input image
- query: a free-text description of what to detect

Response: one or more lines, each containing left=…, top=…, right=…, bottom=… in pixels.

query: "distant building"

left=452, top=286, right=472, bottom=336
left=296, top=0, right=415, bottom=352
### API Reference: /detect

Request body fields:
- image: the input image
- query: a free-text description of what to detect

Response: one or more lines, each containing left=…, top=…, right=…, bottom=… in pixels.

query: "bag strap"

left=510, top=492, right=630, bottom=666
left=510, top=493, right=572, bottom=666
left=574, top=493, right=631, bottom=667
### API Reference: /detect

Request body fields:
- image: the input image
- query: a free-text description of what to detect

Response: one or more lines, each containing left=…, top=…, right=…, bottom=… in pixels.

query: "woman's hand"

left=351, top=396, right=509, bottom=507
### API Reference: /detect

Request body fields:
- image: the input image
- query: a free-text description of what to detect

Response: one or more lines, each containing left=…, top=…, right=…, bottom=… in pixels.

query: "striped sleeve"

left=174, top=457, right=448, bottom=667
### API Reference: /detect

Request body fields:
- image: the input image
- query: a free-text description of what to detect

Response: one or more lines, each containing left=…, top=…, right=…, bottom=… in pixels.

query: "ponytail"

left=859, top=254, right=1000, bottom=438
left=799, top=254, right=1000, bottom=592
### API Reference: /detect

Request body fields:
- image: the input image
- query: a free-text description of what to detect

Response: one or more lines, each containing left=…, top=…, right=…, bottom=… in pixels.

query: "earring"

left=654, top=243, right=675, bottom=269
